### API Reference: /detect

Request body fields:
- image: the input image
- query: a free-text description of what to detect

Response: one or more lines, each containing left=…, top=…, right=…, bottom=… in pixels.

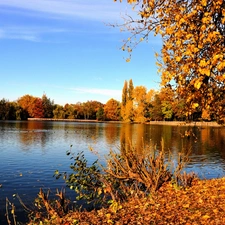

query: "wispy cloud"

left=0, top=0, right=130, bottom=41
left=0, top=26, right=70, bottom=42
left=0, top=0, right=127, bottom=22
left=36, top=83, right=121, bottom=99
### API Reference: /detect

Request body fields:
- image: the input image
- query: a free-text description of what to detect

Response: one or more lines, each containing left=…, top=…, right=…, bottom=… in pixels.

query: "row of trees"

left=0, top=79, right=223, bottom=122
left=0, top=94, right=54, bottom=120
left=0, top=94, right=120, bottom=121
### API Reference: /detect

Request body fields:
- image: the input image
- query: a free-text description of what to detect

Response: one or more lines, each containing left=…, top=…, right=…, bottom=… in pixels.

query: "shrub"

left=54, top=139, right=191, bottom=207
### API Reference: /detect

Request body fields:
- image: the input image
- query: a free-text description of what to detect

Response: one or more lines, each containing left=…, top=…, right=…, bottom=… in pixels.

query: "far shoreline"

left=27, top=118, right=223, bottom=127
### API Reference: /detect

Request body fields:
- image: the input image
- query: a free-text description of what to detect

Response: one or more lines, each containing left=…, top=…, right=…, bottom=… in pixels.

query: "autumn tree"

left=114, top=0, right=225, bottom=123
left=73, top=102, right=84, bottom=119
left=83, top=101, right=103, bottom=120
left=64, top=104, right=75, bottom=119
left=133, top=85, right=147, bottom=123
left=17, top=94, right=35, bottom=118
left=17, top=94, right=44, bottom=118
left=121, top=79, right=134, bottom=122
left=104, top=98, right=121, bottom=121
left=32, top=98, right=44, bottom=118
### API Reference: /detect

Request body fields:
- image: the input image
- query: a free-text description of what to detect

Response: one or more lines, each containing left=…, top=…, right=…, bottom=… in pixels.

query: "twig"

left=6, top=198, right=11, bottom=225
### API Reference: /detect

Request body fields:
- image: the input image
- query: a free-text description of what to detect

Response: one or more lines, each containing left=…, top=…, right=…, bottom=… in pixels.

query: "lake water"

left=0, top=121, right=225, bottom=224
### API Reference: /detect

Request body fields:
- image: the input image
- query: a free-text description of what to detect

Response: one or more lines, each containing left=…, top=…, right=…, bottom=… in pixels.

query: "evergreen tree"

left=121, top=80, right=128, bottom=120
left=128, top=79, right=134, bottom=101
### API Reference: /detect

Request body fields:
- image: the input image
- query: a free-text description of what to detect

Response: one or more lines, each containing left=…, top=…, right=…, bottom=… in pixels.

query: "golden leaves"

left=201, top=0, right=207, bottom=7
left=199, top=68, right=210, bottom=76
left=202, top=214, right=211, bottom=220
left=127, top=0, right=137, bottom=3
left=165, top=27, right=173, bottom=35
left=175, top=56, right=181, bottom=62
left=199, top=59, right=207, bottom=67
left=114, top=0, right=225, bottom=121
left=194, top=79, right=202, bottom=90
left=192, top=103, right=199, bottom=109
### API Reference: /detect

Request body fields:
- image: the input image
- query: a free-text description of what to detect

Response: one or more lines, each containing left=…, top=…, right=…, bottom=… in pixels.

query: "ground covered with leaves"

left=28, top=177, right=225, bottom=225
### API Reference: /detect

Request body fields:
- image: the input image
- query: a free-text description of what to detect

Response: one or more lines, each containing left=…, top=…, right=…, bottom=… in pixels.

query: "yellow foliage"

left=192, top=103, right=199, bottom=109
left=115, top=0, right=225, bottom=121
left=175, top=56, right=181, bottom=62
left=199, top=59, right=207, bottom=67
left=194, top=80, right=202, bottom=90
left=201, top=0, right=207, bottom=7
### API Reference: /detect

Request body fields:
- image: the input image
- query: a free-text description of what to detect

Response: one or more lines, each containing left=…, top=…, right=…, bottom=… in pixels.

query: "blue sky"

left=0, top=0, right=162, bottom=106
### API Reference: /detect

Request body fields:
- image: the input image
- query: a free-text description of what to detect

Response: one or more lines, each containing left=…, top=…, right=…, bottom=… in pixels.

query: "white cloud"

left=49, top=86, right=122, bottom=104
left=73, top=87, right=121, bottom=98
left=0, top=0, right=128, bottom=22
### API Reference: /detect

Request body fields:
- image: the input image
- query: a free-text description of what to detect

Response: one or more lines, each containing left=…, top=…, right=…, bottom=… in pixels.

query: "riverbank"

left=27, top=177, right=225, bottom=225
left=28, top=118, right=223, bottom=127
left=147, top=121, right=222, bottom=127
left=28, top=118, right=101, bottom=123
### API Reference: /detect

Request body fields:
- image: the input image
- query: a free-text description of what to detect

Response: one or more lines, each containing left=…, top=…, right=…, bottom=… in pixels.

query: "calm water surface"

left=0, top=121, right=225, bottom=223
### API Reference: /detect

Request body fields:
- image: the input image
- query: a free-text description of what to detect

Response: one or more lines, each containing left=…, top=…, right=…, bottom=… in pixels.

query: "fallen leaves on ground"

left=28, top=177, right=225, bottom=225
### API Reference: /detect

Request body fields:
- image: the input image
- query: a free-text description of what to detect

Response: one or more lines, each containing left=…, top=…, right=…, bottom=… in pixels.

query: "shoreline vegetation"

left=28, top=118, right=223, bottom=127
left=27, top=177, right=225, bottom=225
left=23, top=137, right=225, bottom=225
left=4, top=121, right=224, bottom=224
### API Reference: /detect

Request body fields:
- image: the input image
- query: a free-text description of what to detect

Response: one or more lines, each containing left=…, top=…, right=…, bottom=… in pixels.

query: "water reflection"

left=0, top=124, right=224, bottom=180
left=104, top=123, right=120, bottom=145
left=0, top=121, right=225, bottom=224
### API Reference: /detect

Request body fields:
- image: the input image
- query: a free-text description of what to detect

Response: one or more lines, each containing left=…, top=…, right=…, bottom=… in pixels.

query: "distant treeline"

left=0, top=79, right=224, bottom=123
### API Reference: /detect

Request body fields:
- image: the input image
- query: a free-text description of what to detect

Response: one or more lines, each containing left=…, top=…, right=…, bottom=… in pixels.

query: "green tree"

left=83, top=101, right=103, bottom=120
left=128, top=79, right=134, bottom=101
left=151, top=93, right=163, bottom=121
left=161, top=101, right=173, bottom=121
left=42, top=94, right=54, bottom=118
left=96, top=106, right=105, bottom=121
left=0, top=99, right=8, bottom=120
left=53, top=105, right=65, bottom=119
left=159, top=87, right=175, bottom=121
